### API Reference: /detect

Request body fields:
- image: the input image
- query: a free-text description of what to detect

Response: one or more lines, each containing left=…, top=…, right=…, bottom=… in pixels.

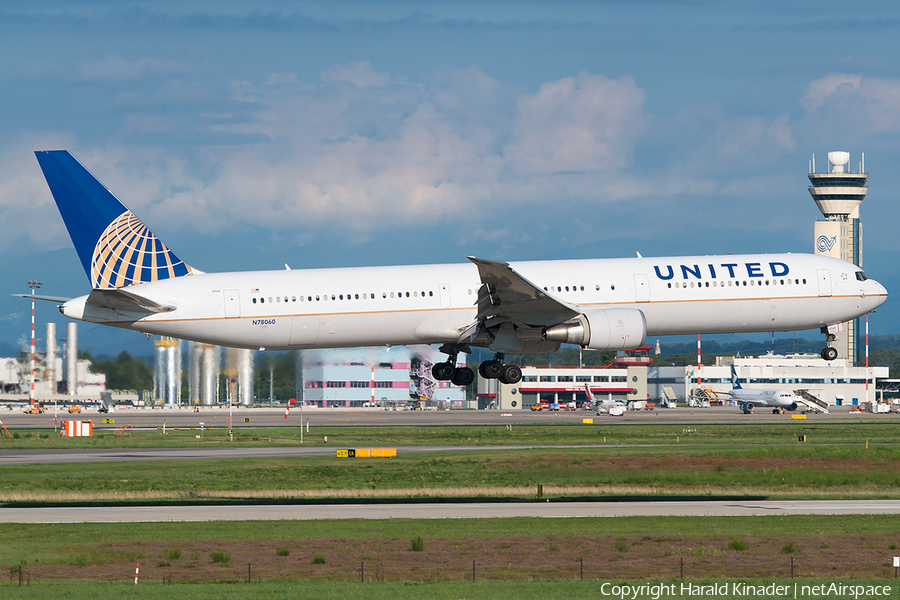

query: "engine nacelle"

left=543, top=308, right=647, bottom=350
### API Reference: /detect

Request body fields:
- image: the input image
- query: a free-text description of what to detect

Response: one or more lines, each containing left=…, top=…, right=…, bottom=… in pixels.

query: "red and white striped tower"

left=27, top=280, right=41, bottom=407
left=696, top=334, right=702, bottom=388
left=371, top=364, right=375, bottom=405
left=865, top=313, right=870, bottom=404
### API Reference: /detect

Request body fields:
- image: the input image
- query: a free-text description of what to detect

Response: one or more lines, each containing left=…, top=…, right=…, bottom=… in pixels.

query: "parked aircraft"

left=583, top=383, right=626, bottom=416
left=693, top=365, right=801, bottom=414
left=31, top=151, right=888, bottom=387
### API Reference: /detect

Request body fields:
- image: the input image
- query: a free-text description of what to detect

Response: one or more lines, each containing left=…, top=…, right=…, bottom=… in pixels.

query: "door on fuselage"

left=634, top=274, right=650, bottom=302
left=816, top=269, right=832, bottom=297
left=223, top=289, right=240, bottom=318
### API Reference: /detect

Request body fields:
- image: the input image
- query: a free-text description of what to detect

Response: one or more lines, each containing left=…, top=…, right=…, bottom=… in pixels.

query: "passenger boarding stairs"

left=793, top=389, right=829, bottom=413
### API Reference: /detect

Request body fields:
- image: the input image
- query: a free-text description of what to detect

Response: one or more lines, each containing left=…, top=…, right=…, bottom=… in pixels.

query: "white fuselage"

left=730, top=389, right=798, bottom=409
left=60, top=252, right=887, bottom=351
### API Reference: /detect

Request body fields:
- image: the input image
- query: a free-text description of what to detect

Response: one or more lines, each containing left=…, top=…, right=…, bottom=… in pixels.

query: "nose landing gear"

left=820, top=327, right=839, bottom=361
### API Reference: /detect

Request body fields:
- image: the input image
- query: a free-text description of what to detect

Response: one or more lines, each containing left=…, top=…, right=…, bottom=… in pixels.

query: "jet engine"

left=542, top=308, right=646, bottom=351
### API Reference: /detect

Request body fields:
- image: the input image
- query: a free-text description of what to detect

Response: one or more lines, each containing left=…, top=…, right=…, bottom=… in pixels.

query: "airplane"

left=583, top=383, right=626, bottom=416
left=29, top=150, right=888, bottom=388
left=695, top=365, right=801, bottom=414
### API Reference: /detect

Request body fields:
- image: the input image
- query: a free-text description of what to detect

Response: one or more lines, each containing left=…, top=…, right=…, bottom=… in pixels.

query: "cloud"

left=0, top=133, right=78, bottom=253
left=76, top=56, right=190, bottom=82
left=321, top=62, right=392, bottom=88
left=800, top=73, right=861, bottom=112
left=18, top=63, right=900, bottom=257
left=505, top=72, right=646, bottom=175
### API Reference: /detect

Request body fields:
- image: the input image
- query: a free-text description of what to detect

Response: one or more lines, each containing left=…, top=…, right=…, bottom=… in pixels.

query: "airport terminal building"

left=485, top=352, right=887, bottom=410
left=649, top=353, right=887, bottom=407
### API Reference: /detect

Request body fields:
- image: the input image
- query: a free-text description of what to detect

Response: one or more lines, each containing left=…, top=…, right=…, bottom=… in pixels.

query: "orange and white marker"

left=134, top=562, right=139, bottom=585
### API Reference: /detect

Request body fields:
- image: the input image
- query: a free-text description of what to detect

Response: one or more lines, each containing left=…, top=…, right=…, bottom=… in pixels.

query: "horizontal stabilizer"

left=87, top=288, right=175, bottom=314
left=11, top=293, right=73, bottom=303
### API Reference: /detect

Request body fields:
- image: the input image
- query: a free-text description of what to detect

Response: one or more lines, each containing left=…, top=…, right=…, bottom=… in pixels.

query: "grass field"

left=2, top=444, right=900, bottom=503
left=3, top=422, right=900, bottom=591
left=3, top=516, right=900, bottom=586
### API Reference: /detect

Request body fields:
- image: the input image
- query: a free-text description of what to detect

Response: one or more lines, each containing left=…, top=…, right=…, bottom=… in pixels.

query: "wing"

left=467, top=257, right=579, bottom=326
left=461, top=257, right=581, bottom=354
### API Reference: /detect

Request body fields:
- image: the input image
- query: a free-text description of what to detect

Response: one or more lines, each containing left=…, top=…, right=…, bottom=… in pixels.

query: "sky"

left=1, top=0, right=900, bottom=357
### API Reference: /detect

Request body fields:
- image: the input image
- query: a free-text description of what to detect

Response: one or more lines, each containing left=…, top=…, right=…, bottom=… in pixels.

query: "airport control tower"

left=808, top=151, right=867, bottom=366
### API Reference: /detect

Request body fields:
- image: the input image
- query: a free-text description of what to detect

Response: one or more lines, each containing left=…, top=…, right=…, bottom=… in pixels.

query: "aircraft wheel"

left=499, top=364, right=522, bottom=385
left=479, top=360, right=503, bottom=379
left=432, top=362, right=455, bottom=381
left=821, top=347, right=838, bottom=361
left=451, top=366, right=475, bottom=387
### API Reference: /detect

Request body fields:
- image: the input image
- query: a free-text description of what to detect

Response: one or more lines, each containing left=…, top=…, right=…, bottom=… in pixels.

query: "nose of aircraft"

left=867, top=279, right=888, bottom=310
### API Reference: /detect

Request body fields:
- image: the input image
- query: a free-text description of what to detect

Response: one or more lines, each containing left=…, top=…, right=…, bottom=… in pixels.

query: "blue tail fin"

left=35, top=151, right=194, bottom=289
left=730, top=364, right=742, bottom=389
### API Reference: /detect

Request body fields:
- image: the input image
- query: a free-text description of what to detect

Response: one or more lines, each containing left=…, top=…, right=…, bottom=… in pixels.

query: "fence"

left=7, top=555, right=853, bottom=586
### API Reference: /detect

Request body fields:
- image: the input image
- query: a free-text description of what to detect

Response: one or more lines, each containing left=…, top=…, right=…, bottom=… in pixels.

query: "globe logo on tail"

left=90, top=211, right=193, bottom=288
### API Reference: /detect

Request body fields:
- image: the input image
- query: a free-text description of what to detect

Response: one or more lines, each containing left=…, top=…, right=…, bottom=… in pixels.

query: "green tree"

left=871, top=348, right=900, bottom=378
left=254, top=351, right=297, bottom=401
left=85, top=350, right=153, bottom=390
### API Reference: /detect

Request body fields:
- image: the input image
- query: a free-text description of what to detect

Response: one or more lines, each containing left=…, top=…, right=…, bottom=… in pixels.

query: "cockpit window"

left=855, top=271, right=870, bottom=281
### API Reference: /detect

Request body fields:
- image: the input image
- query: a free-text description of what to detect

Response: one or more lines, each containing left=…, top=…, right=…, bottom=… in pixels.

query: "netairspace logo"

left=597, top=581, right=892, bottom=599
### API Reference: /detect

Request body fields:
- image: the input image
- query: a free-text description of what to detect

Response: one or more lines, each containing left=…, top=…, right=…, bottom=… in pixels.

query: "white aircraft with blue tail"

left=25, top=150, right=888, bottom=388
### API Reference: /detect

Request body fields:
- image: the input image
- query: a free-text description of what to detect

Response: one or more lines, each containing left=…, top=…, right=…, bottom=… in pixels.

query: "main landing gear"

left=431, top=357, right=475, bottom=387
left=432, top=352, right=523, bottom=386
left=820, top=327, right=839, bottom=361
left=478, top=354, right=523, bottom=385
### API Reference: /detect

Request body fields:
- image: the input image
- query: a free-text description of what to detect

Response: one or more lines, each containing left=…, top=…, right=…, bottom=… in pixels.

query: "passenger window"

left=252, top=298, right=257, bottom=304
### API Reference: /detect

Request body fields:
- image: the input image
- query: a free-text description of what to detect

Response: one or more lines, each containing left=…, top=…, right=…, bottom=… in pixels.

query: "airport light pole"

left=28, top=280, right=42, bottom=407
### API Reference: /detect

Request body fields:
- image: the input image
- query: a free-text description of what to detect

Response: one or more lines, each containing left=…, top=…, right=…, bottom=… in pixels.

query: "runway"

left=0, top=404, right=889, bottom=430
left=2, top=499, right=899, bottom=523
